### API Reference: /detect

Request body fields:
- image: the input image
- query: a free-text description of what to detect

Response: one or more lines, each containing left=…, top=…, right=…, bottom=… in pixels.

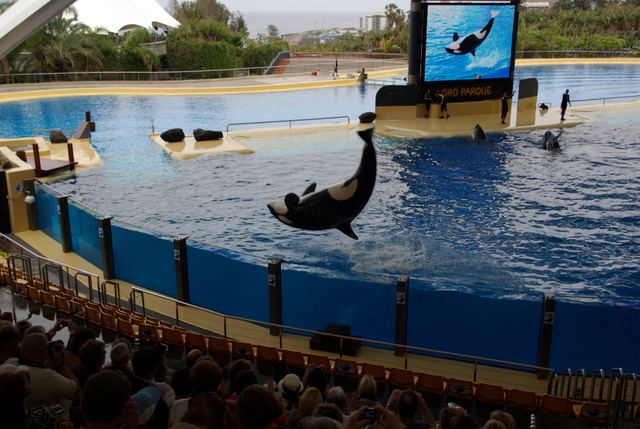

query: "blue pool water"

left=2, top=63, right=640, bottom=307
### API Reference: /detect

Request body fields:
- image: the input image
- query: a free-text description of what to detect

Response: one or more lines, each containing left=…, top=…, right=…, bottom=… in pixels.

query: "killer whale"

left=267, top=128, right=376, bottom=240
left=542, top=130, right=561, bottom=150
left=472, top=124, right=487, bottom=140
left=446, top=10, right=500, bottom=56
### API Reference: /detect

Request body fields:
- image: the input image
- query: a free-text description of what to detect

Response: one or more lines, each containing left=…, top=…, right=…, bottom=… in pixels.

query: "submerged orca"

left=445, top=10, right=500, bottom=57
left=542, top=131, right=560, bottom=150
left=472, top=124, right=487, bottom=140
left=267, top=128, right=376, bottom=240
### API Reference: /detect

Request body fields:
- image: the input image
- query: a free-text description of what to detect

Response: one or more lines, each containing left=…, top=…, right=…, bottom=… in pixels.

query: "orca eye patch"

left=285, top=193, right=300, bottom=209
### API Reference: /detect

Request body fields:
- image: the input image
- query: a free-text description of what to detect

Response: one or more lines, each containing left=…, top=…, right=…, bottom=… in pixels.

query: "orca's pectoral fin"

left=453, top=32, right=459, bottom=41
left=303, top=183, right=317, bottom=196
left=284, top=193, right=300, bottom=210
left=471, top=50, right=476, bottom=57
left=337, top=223, right=359, bottom=240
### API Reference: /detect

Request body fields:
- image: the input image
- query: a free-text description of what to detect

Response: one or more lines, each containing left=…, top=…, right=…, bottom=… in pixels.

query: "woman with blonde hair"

left=286, top=387, right=323, bottom=428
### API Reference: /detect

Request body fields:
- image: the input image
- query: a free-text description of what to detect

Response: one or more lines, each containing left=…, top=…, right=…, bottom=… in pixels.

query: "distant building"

left=521, top=0, right=556, bottom=10
left=364, top=13, right=388, bottom=32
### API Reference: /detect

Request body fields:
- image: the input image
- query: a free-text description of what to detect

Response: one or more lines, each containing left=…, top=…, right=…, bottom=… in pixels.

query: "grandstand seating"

left=1, top=262, right=627, bottom=428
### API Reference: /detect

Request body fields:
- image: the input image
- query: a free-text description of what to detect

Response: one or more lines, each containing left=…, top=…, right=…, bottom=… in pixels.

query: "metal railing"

left=0, top=56, right=407, bottom=85
left=1, top=232, right=551, bottom=383
left=127, top=285, right=552, bottom=383
left=516, top=49, right=640, bottom=59
left=226, top=116, right=350, bottom=133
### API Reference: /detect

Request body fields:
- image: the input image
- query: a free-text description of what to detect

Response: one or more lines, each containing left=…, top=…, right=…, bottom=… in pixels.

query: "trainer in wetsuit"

left=561, top=89, right=571, bottom=121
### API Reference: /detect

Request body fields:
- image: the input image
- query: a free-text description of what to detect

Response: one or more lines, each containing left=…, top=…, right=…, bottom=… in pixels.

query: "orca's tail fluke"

left=491, top=10, right=500, bottom=18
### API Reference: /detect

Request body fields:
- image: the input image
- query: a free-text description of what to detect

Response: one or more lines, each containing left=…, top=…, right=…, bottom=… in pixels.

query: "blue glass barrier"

left=67, top=201, right=102, bottom=269
left=281, top=268, right=396, bottom=344
left=187, top=241, right=268, bottom=321
left=35, top=184, right=61, bottom=242
left=111, top=222, right=176, bottom=298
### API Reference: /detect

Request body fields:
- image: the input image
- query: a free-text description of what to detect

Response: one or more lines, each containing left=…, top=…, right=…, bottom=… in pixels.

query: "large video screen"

left=423, top=3, right=516, bottom=83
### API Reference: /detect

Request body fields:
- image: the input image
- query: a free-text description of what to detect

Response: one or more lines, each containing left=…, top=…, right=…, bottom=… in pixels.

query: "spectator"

left=482, top=420, right=506, bottom=429
left=305, top=365, right=331, bottom=398
left=65, top=326, right=96, bottom=371
left=74, top=339, right=106, bottom=388
left=81, top=371, right=138, bottom=429
left=171, top=367, right=192, bottom=399
left=224, top=359, right=254, bottom=399
left=0, top=364, right=31, bottom=429
left=449, top=414, right=478, bottom=429
left=345, top=406, right=405, bottom=429
left=303, top=416, right=342, bottom=429
left=277, top=373, right=304, bottom=417
left=2, top=332, right=80, bottom=420
left=185, top=349, right=202, bottom=368
left=287, top=387, right=323, bottom=428
left=169, top=359, right=223, bottom=427
left=0, top=324, right=20, bottom=364
left=181, top=392, right=238, bottom=429
left=105, top=339, right=133, bottom=377
left=312, top=402, right=345, bottom=424
left=350, top=375, right=381, bottom=412
left=488, top=411, right=515, bottom=429
left=387, top=389, right=436, bottom=428
left=229, top=369, right=259, bottom=401
left=15, top=319, right=32, bottom=340
left=237, top=384, right=284, bottom=429
left=326, top=386, right=347, bottom=415
left=131, top=347, right=171, bottom=429
left=438, top=407, right=458, bottom=429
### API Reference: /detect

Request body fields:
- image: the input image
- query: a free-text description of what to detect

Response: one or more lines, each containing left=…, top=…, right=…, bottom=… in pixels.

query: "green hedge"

left=167, top=39, right=239, bottom=76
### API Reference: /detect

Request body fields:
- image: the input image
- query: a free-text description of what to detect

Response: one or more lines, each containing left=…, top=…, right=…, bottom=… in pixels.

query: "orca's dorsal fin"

left=453, top=32, right=459, bottom=41
left=337, top=223, right=358, bottom=240
left=303, top=183, right=317, bottom=196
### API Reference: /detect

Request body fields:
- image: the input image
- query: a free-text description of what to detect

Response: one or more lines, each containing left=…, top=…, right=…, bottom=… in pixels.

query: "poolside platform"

left=149, top=132, right=254, bottom=159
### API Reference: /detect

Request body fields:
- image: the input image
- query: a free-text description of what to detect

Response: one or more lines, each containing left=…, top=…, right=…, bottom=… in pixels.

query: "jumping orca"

left=445, top=10, right=500, bottom=57
left=472, top=124, right=487, bottom=140
left=542, top=131, right=560, bottom=150
left=267, top=128, right=377, bottom=240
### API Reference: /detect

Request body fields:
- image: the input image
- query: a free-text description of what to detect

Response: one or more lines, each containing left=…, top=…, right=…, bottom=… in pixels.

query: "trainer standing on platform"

left=560, top=89, right=571, bottom=121
left=501, top=90, right=515, bottom=124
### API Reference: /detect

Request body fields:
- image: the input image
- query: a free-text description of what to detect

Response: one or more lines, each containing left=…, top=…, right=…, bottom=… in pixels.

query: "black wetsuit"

left=561, top=92, right=570, bottom=120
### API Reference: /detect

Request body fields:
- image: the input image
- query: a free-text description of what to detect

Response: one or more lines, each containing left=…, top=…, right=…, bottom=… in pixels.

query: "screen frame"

left=419, top=0, right=519, bottom=101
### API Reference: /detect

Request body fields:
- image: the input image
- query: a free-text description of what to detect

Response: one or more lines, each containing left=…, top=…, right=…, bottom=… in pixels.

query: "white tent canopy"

left=71, top=0, right=180, bottom=33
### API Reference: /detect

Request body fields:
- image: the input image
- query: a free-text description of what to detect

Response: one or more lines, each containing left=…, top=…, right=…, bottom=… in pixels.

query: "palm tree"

left=119, top=28, right=159, bottom=71
left=18, top=8, right=103, bottom=74
left=385, top=3, right=406, bottom=29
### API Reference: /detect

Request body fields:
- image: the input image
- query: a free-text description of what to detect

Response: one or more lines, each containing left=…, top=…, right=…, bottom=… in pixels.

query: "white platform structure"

left=0, top=0, right=77, bottom=59
left=0, top=0, right=180, bottom=60
left=72, top=0, right=180, bottom=33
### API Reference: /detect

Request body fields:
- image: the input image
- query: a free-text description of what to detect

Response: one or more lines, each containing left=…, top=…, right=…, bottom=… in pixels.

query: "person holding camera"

left=0, top=332, right=81, bottom=421
left=386, top=389, right=436, bottom=428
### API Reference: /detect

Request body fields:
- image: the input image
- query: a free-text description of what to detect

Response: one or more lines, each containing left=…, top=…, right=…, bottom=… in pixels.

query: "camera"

left=363, top=408, right=378, bottom=420
left=48, top=340, right=62, bottom=353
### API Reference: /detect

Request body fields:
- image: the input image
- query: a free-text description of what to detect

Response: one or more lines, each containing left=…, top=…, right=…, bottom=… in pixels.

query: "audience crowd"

left=0, top=312, right=520, bottom=429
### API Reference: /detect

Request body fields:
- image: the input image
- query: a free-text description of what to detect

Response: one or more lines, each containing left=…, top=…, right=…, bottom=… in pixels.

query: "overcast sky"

left=155, top=0, right=396, bottom=13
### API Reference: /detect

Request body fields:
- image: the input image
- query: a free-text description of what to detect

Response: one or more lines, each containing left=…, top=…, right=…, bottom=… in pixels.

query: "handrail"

left=571, top=94, right=640, bottom=106
left=73, top=271, right=98, bottom=301
left=41, top=262, right=67, bottom=294
left=7, top=254, right=32, bottom=289
left=33, top=128, right=76, bottom=137
left=128, top=285, right=553, bottom=378
left=590, top=369, right=605, bottom=402
left=226, top=116, right=350, bottom=133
